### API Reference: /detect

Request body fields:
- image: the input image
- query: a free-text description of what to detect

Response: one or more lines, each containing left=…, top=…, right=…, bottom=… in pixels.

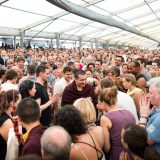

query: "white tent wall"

left=0, top=0, right=160, bottom=49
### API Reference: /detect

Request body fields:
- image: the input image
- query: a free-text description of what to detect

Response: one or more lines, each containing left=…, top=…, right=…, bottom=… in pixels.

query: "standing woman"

left=73, top=98, right=110, bottom=154
left=19, top=80, right=36, bottom=99
left=53, top=106, right=105, bottom=160
left=121, top=124, right=160, bottom=160
left=97, top=87, right=135, bottom=160
left=0, top=90, right=21, bottom=159
left=122, top=74, right=144, bottom=117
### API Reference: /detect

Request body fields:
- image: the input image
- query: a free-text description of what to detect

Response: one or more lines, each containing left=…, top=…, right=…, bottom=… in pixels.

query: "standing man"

left=41, top=126, right=71, bottom=160
left=128, top=61, right=146, bottom=81
left=17, top=98, right=47, bottom=157
left=33, top=65, right=59, bottom=126
left=136, top=57, right=152, bottom=81
left=114, top=55, right=124, bottom=76
left=95, top=60, right=103, bottom=77
left=114, top=55, right=124, bottom=68
left=53, top=66, right=73, bottom=109
left=1, top=69, right=18, bottom=91
left=128, top=61, right=147, bottom=90
left=61, top=70, right=97, bottom=107
left=139, top=80, right=160, bottom=154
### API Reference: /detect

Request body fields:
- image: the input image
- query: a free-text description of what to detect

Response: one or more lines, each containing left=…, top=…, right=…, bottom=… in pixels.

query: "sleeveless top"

left=0, top=112, right=11, bottom=160
left=127, top=87, right=144, bottom=97
left=73, top=132, right=103, bottom=160
left=104, top=110, right=135, bottom=160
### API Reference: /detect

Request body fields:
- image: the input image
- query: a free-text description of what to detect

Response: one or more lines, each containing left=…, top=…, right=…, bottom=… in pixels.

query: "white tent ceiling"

left=0, top=0, right=160, bottom=48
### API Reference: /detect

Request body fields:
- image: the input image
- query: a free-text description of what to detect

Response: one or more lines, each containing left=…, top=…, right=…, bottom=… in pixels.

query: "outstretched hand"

left=119, top=152, right=128, bottom=160
left=51, top=93, right=59, bottom=103
left=140, top=96, right=151, bottom=117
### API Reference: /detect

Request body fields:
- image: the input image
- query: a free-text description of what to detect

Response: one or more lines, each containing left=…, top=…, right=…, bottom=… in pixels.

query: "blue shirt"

left=147, top=108, right=160, bottom=153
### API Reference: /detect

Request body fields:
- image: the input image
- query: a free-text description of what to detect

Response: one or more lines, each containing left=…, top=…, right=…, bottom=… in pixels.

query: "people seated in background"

left=97, top=87, right=135, bottom=160
left=53, top=105, right=105, bottom=160
left=16, top=98, right=47, bottom=157
left=0, top=90, right=21, bottom=160
left=73, top=98, right=110, bottom=153
left=120, top=124, right=160, bottom=160
left=41, top=126, right=71, bottom=160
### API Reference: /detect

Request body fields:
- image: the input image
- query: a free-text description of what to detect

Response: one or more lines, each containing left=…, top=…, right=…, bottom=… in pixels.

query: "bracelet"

left=139, top=123, right=147, bottom=125
left=140, top=116, right=148, bottom=119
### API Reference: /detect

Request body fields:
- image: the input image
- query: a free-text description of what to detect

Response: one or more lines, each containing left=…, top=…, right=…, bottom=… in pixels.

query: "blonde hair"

left=73, top=98, right=96, bottom=124
left=99, top=86, right=118, bottom=106
left=125, top=74, right=137, bottom=86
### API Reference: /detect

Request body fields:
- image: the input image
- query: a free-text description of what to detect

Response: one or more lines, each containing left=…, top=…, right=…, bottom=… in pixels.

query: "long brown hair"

left=0, top=90, right=19, bottom=116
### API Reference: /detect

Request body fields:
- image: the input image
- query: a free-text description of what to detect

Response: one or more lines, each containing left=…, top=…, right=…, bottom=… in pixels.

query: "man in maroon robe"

left=61, top=70, right=97, bottom=107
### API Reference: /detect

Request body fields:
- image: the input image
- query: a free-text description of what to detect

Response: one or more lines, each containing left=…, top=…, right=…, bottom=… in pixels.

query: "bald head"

left=41, top=126, right=71, bottom=160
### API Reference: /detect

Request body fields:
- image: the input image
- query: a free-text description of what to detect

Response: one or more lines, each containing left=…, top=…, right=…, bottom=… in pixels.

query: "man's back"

left=22, top=125, right=47, bottom=156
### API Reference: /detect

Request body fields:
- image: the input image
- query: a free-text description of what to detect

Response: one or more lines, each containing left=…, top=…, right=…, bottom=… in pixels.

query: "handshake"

left=86, top=77, right=96, bottom=85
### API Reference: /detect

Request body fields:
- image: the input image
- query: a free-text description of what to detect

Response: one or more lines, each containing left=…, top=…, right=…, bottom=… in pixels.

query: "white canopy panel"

left=0, top=0, right=160, bottom=48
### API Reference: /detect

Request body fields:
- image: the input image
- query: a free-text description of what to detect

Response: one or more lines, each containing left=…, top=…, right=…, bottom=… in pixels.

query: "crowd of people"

left=0, top=46, right=160, bottom=160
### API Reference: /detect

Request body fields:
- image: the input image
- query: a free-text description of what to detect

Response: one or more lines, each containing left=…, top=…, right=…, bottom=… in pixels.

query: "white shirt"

left=53, top=77, right=71, bottom=108
left=1, top=82, right=18, bottom=91
left=117, top=91, right=139, bottom=124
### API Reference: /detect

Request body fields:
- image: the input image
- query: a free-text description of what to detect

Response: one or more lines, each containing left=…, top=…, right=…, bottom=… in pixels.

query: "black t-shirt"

left=0, top=112, right=11, bottom=160
left=33, top=82, right=51, bottom=126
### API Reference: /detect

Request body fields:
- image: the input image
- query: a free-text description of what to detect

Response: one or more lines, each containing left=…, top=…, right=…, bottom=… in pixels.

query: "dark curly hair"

left=53, top=105, right=87, bottom=142
left=123, top=124, right=160, bottom=160
left=19, top=80, right=34, bottom=99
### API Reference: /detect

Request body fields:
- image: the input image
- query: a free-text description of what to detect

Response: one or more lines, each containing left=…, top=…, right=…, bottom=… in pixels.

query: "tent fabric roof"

left=0, top=0, right=160, bottom=48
